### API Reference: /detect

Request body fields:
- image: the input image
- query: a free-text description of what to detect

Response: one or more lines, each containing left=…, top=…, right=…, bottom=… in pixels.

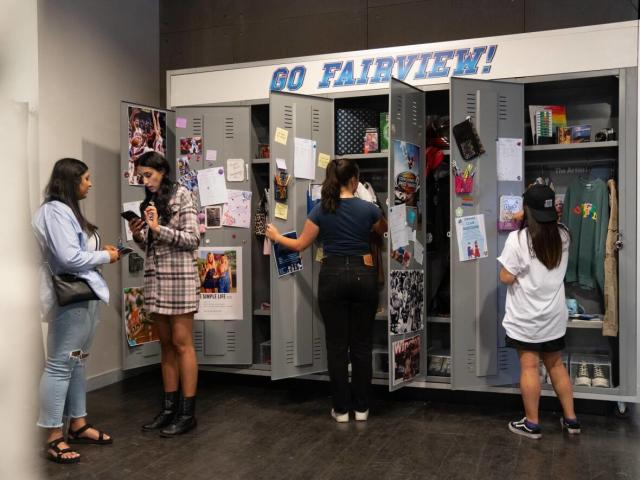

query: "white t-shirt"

left=497, top=227, right=570, bottom=343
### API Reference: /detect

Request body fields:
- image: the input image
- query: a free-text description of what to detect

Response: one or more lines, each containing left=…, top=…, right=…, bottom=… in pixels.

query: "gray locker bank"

left=120, top=20, right=640, bottom=412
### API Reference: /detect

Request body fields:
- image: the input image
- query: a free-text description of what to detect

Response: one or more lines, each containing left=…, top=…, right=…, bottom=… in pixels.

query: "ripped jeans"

left=37, top=301, right=99, bottom=428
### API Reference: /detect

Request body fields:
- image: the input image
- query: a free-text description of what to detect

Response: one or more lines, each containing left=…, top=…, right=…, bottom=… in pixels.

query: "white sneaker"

left=592, top=365, right=610, bottom=388
left=331, top=409, right=349, bottom=423
left=574, top=361, right=591, bottom=387
left=354, top=410, right=369, bottom=421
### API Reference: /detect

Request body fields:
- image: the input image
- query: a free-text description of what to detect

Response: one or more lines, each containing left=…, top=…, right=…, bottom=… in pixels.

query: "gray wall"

left=160, top=0, right=639, bottom=97
left=38, top=0, right=159, bottom=387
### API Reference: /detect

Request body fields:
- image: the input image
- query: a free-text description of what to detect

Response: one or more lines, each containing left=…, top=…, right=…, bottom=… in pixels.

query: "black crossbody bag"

left=45, top=262, right=99, bottom=307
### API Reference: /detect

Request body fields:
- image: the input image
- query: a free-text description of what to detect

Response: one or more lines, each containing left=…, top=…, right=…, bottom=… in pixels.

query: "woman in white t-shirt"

left=498, top=184, right=580, bottom=440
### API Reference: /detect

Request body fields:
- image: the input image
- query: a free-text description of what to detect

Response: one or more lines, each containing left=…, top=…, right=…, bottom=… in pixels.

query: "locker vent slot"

left=313, top=337, right=322, bottom=360
left=192, top=117, right=203, bottom=136
left=194, top=331, right=204, bottom=353
left=312, top=108, right=321, bottom=133
left=285, top=340, right=294, bottom=364
left=393, top=96, right=404, bottom=123
left=465, top=92, right=476, bottom=121
left=498, top=347, right=511, bottom=371
left=226, top=331, right=236, bottom=352
left=466, top=349, right=476, bottom=373
left=498, top=96, right=508, bottom=121
left=410, top=98, right=419, bottom=127
left=283, top=105, right=294, bottom=129
left=224, top=117, right=235, bottom=139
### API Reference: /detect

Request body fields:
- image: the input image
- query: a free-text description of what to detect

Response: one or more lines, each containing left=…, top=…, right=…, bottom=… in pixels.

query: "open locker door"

left=449, top=77, right=523, bottom=390
left=387, top=78, right=427, bottom=391
left=175, top=106, right=253, bottom=365
left=269, top=91, right=333, bottom=380
left=121, top=101, right=175, bottom=370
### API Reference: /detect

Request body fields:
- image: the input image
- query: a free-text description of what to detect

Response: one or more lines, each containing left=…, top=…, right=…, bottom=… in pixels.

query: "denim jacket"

left=33, top=201, right=111, bottom=314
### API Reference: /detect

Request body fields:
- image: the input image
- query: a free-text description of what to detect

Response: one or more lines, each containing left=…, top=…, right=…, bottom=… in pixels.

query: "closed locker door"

left=387, top=78, right=427, bottom=391
left=450, top=78, right=523, bottom=390
left=269, top=91, right=333, bottom=380
left=176, top=106, right=253, bottom=365
left=121, top=102, right=175, bottom=370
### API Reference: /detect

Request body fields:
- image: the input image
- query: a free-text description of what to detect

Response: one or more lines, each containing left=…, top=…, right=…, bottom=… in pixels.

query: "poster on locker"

left=195, top=247, right=243, bottom=320
left=454, top=214, right=488, bottom=261
left=222, top=190, right=252, bottom=228
left=127, top=106, right=166, bottom=186
left=123, top=287, right=159, bottom=347
left=392, top=334, right=421, bottom=386
left=389, top=270, right=424, bottom=334
left=393, top=140, right=421, bottom=208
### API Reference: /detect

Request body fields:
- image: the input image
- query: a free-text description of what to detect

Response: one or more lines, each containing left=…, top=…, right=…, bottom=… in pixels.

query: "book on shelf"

left=528, top=105, right=567, bottom=144
left=571, top=124, right=591, bottom=143
left=557, top=126, right=572, bottom=144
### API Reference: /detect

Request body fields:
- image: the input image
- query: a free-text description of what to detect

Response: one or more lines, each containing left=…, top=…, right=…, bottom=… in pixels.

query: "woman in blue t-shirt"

left=266, top=158, right=387, bottom=423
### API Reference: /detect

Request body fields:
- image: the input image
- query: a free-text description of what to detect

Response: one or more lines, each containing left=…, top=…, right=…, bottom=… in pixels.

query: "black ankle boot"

left=142, top=391, right=178, bottom=431
left=160, top=395, right=197, bottom=437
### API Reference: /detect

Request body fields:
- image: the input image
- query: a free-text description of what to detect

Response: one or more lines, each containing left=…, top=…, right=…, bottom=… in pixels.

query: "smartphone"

left=118, top=246, right=134, bottom=256
left=121, top=210, right=143, bottom=223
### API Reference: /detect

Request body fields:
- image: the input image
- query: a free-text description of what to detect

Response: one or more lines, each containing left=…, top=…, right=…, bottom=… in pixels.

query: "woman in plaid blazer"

left=129, top=152, right=200, bottom=437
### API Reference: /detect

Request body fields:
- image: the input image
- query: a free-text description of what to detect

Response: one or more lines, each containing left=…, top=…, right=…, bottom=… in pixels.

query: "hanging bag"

left=254, top=194, right=268, bottom=237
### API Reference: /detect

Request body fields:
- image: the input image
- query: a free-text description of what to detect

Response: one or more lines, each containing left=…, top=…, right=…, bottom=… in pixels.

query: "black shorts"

left=505, top=335, right=565, bottom=353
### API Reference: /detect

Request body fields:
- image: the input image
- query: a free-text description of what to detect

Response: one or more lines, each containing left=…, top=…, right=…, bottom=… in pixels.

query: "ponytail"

left=321, top=158, right=359, bottom=213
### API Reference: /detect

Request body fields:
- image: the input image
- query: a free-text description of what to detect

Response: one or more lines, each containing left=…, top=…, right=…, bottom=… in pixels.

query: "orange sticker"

left=363, top=254, right=374, bottom=266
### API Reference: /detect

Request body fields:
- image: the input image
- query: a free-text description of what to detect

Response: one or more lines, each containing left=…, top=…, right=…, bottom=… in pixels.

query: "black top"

left=308, top=198, right=381, bottom=256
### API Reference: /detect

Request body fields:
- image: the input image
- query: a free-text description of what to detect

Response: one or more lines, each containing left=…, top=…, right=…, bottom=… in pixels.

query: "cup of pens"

left=453, top=162, right=475, bottom=194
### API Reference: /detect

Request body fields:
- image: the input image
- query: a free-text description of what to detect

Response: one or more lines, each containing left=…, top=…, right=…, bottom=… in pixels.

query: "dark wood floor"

left=39, top=370, right=640, bottom=479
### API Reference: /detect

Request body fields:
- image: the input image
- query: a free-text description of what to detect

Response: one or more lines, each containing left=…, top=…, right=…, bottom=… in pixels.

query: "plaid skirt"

left=144, top=250, right=199, bottom=315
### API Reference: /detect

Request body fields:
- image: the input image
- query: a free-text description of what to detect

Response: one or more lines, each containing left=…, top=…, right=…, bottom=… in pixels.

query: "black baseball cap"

left=523, top=184, right=557, bottom=223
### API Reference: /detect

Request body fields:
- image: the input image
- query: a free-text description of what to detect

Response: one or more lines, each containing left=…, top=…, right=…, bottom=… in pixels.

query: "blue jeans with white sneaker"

left=37, top=301, right=99, bottom=428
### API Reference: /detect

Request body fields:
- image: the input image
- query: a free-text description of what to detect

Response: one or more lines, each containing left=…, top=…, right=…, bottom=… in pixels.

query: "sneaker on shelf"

left=508, top=417, right=542, bottom=440
left=331, top=409, right=349, bottom=423
left=560, top=417, right=581, bottom=435
left=592, top=365, right=610, bottom=388
left=574, top=361, right=591, bottom=387
left=354, top=410, right=369, bottom=421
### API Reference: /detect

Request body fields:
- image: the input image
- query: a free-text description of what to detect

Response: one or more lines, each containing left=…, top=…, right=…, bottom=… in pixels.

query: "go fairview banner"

left=169, top=21, right=638, bottom=107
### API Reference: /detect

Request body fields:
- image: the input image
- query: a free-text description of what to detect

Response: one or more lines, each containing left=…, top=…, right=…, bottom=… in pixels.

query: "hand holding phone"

left=121, top=210, right=142, bottom=222
left=117, top=246, right=134, bottom=256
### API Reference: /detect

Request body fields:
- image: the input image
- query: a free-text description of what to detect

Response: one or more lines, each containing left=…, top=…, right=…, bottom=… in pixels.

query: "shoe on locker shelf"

left=574, top=361, right=591, bottom=387
left=560, top=417, right=581, bottom=435
left=331, top=409, right=349, bottom=423
left=592, top=365, right=610, bottom=388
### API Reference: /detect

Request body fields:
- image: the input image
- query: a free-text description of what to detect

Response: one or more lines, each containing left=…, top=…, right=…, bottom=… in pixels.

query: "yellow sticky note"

left=318, top=153, right=330, bottom=168
left=274, top=127, right=289, bottom=145
left=315, top=247, right=324, bottom=263
left=274, top=202, right=288, bottom=220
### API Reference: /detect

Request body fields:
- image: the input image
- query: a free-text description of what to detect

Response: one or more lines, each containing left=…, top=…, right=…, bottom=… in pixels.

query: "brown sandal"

left=45, top=437, right=80, bottom=464
left=68, top=423, right=113, bottom=445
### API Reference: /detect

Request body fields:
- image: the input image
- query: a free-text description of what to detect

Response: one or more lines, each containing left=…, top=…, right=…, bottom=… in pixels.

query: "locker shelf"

left=427, top=316, right=451, bottom=324
left=567, top=319, right=604, bottom=329
left=252, top=158, right=270, bottom=164
left=339, top=152, right=388, bottom=160
left=425, top=375, right=451, bottom=384
left=524, top=141, right=618, bottom=151
left=253, top=309, right=271, bottom=316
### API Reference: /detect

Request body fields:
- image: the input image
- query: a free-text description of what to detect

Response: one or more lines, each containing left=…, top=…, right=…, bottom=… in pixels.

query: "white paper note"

left=275, top=158, right=287, bottom=171
left=497, top=138, right=523, bottom=181
left=389, top=204, right=409, bottom=250
left=294, top=137, right=316, bottom=180
left=206, top=149, right=217, bottom=161
left=222, top=190, right=252, bottom=228
left=413, top=239, right=424, bottom=265
left=122, top=201, right=142, bottom=241
left=197, top=167, right=228, bottom=207
left=311, top=184, right=322, bottom=201
left=226, top=158, right=245, bottom=182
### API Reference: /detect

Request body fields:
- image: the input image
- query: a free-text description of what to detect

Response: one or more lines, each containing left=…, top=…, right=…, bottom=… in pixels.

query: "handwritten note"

left=226, top=158, right=245, bottom=182
left=294, top=137, right=316, bottom=180
left=275, top=127, right=289, bottom=145
left=197, top=167, right=228, bottom=207
left=389, top=204, right=409, bottom=250
left=318, top=152, right=330, bottom=168
left=275, top=202, right=288, bottom=220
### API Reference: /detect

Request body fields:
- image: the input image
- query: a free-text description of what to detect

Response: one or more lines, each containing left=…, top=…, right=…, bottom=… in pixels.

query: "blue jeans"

left=37, top=301, right=99, bottom=428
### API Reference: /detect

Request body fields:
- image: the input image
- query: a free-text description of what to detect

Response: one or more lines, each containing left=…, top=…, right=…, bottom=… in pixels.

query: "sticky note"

left=275, top=127, right=289, bottom=145
left=176, top=117, right=187, bottom=129
left=276, top=158, right=287, bottom=170
left=318, top=152, right=330, bottom=168
left=206, top=150, right=217, bottom=161
left=275, top=202, right=288, bottom=220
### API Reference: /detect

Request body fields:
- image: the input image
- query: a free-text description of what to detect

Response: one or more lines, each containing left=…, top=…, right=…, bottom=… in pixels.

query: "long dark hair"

left=321, top=158, right=359, bottom=213
left=44, top=158, right=97, bottom=234
left=520, top=206, right=568, bottom=269
left=138, top=151, right=175, bottom=225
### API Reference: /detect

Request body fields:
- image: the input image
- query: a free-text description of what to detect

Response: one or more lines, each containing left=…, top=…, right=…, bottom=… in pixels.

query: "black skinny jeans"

left=318, top=255, right=378, bottom=413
